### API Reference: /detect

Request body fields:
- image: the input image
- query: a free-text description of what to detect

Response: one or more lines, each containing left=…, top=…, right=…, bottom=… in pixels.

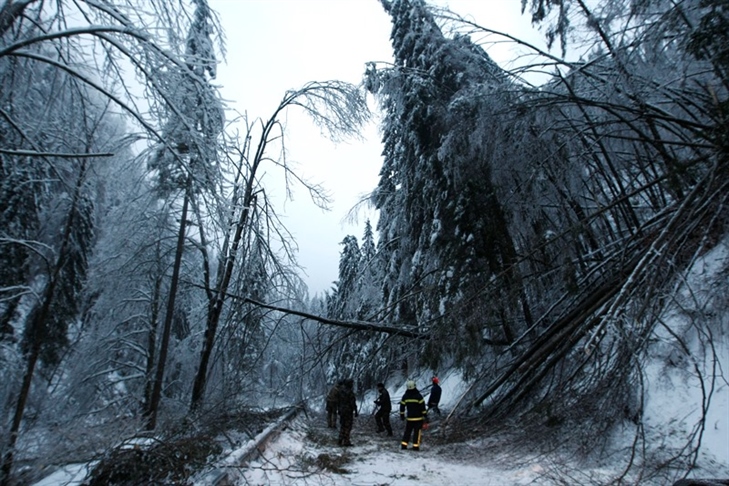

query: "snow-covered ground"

left=235, top=415, right=552, bottom=486
left=32, top=368, right=728, bottom=486
left=227, top=253, right=729, bottom=486
left=224, top=370, right=728, bottom=486
left=33, top=243, right=729, bottom=486
left=28, top=361, right=728, bottom=486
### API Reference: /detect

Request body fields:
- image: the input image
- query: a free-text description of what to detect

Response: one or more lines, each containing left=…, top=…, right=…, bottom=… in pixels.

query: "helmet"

left=432, top=376, right=439, bottom=384
left=406, top=380, right=416, bottom=390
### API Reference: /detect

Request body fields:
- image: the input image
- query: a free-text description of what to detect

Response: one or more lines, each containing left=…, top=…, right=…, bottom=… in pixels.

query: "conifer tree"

left=367, top=0, right=527, bottom=361
left=356, top=219, right=381, bottom=319
left=2, top=157, right=96, bottom=483
left=331, top=235, right=361, bottom=320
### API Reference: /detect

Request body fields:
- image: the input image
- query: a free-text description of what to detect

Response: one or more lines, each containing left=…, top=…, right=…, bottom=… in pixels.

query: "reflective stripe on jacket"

left=399, top=388, right=427, bottom=421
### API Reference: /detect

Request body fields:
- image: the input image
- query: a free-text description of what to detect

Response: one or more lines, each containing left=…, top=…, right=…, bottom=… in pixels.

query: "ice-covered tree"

left=355, top=219, right=382, bottom=319
left=366, top=0, right=528, bottom=369
left=0, top=0, right=227, bottom=480
left=330, top=235, right=361, bottom=320
left=424, top=0, right=729, bottom=474
left=144, top=0, right=224, bottom=430
left=0, top=61, right=109, bottom=484
left=188, top=79, right=369, bottom=411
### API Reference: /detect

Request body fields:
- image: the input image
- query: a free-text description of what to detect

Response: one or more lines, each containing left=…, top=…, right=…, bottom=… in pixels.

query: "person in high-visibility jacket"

left=399, top=380, right=428, bottom=450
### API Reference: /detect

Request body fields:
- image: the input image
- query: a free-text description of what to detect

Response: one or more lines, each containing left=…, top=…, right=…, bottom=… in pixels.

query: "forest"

left=1, top=0, right=727, bottom=484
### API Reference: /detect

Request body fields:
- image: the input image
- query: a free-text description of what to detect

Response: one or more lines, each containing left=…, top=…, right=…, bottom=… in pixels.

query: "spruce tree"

left=368, top=0, right=526, bottom=361
left=356, top=219, right=381, bottom=320
left=331, top=235, right=361, bottom=320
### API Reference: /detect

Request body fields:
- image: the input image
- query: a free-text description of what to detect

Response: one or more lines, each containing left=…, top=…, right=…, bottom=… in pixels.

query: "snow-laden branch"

left=244, top=296, right=427, bottom=339
left=0, top=148, right=114, bottom=158
left=0, top=25, right=147, bottom=58
left=186, top=282, right=426, bottom=339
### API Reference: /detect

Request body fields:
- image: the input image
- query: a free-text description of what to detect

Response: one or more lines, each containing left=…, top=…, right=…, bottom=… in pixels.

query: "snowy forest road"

left=201, top=409, right=729, bottom=486
left=205, top=411, right=603, bottom=486
left=217, top=412, right=514, bottom=486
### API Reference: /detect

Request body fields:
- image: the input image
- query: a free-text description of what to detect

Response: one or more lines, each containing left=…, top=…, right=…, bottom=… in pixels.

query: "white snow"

left=230, top=417, right=548, bottom=486
left=221, top=363, right=729, bottom=485
left=31, top=463, right=92, bottom=486
left=33, top=244, right=729, bottom=486
left=215, top=311, right=729, bottom=486
left=32, top=364, right=729, bottom=486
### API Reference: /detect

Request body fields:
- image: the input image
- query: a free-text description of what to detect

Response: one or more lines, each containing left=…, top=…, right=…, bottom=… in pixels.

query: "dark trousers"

left=339, top=413, right=354, bottom=445
left=401, top=419, right=424, bottom=449
left=375, top=409, right=392, bottom=434
left=326, top=401, right=337, bottom=428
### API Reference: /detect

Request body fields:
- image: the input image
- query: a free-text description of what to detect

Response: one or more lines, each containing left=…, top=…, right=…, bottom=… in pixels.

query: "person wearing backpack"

left=399, top=380, right=427, bottom=450
left=337, top=378, right=358, bottom=446
left=326, top=380, right=342, bottom=428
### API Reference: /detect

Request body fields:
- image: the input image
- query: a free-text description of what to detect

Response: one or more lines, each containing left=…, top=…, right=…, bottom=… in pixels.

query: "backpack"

left=327, top=385, right=340, bottom=403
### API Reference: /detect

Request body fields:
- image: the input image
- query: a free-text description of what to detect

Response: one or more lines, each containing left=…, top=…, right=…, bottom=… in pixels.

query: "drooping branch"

left=189, top=80, right=372, bottom=410
left=245, top=296, right=427, bottom=339
left=471, top=156, right=729, bottom=416
left=186, top=282, right=426, bottom=340
left=0, top=148, right=114, bottom=157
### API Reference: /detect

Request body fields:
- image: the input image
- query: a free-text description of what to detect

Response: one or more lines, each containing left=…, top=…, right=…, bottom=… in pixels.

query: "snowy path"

left=229, top=413, right=557, bottom=485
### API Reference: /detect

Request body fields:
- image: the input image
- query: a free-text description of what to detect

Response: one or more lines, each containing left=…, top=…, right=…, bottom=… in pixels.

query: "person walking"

left=337, top=378, right=358, bottom=446
left=399, top=380, right=427, bottom=450
left=427, top=376, right=442, bottom=415
left=374, top=383, right=393, bottom=436
left=325, top=380, right=341, bottom=428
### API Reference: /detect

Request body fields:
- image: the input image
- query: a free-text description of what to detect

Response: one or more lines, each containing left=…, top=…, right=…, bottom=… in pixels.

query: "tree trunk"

left=143, top=273, right=163, bottom=414
left=1, top=340, right=39, bottom=486
left=189, top=196, right=253, bottom=410
left=1, top=162, right=86, bottom=485
left=189, top=117, right=274, bottom=411
left=145, top=192, right=189, bottom=430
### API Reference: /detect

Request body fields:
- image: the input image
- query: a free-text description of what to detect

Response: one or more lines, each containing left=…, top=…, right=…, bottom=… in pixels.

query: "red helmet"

left=432, top=376, right=439, bottom=384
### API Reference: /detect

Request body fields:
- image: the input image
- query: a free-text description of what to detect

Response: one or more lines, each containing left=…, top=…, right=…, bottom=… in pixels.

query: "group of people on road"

left=325, top=376, right=442, bottom=451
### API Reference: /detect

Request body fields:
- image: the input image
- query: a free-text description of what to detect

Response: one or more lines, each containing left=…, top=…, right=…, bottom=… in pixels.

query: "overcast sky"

left=206, top=0, right=546, bottom=295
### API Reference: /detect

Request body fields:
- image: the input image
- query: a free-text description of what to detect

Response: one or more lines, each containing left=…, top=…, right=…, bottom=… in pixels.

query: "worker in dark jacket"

left=337, top=378, right=358, bottom=446
left=374, top=383, right=393, bottom=436
left=427, top=376, right=442, bottom=415
left=399, top=380, right=427, bottom=450
left=326, top=381, right=341, bottom=428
